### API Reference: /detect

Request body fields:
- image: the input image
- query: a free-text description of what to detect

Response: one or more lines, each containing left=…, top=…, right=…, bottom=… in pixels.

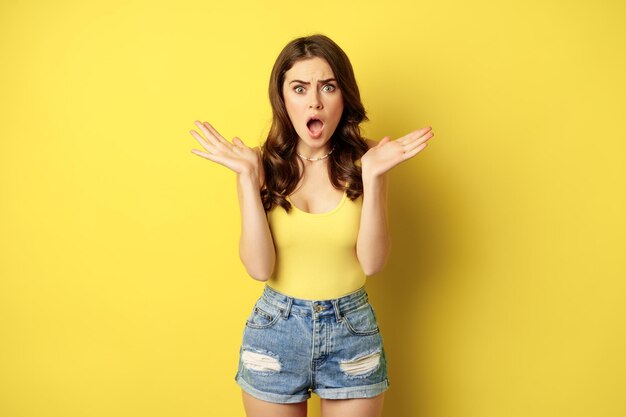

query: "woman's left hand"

left=361, top=126, right=434, bottom=180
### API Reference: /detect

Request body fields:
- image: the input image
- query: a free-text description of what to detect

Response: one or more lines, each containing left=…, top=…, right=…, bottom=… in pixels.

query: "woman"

left=189, top=34, right=434, bottom=417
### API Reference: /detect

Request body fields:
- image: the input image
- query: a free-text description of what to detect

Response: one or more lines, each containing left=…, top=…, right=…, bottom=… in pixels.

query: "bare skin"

left=189, top=119, right=432, bottom=416
left=288, top=155, right=345, bottom=214
left=242, top=391, right=308, bottom=417
left=242, top=390, right=385, bottom=417
left=188, top=57, right=434, bottom=417
left=188, top=119, right=434, bottom=193
left=320, top=394, right=385, bottom=417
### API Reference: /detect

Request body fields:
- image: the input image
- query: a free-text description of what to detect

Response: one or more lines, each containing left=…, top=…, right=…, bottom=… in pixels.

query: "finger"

left=403, top=133, right=432, bottom=154
left=191, top=148, right=229, bottom=166
left=191, top=149, right=216, bottom=159
left=189, top=129, right=217, bottom=152
left=408, top=127, right=432, bottom=143
left=193, top=120, right=221, bottom=147
left=402, top=140, right=423, bottom=155
left=398, top=126, right=433, bottom=145
left=403, top=142, right=428, bottom=160
left=233, top=136, right=245, bottom=148
left=201, top=121, right=233, bottom=148
left=402, top=129, right=434, bottom=147
left=194, top=120, right=233, bottom=151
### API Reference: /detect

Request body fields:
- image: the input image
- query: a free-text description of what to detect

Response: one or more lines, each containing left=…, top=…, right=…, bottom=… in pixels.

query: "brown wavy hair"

left=260, top=33, right=370, bottom=213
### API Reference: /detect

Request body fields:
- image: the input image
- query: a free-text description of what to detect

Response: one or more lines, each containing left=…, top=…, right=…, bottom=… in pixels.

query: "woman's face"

left=282, top=56, right=344, bottom=157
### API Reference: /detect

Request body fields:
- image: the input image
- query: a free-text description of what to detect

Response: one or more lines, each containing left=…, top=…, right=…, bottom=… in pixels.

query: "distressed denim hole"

left=241, top=349, right=281, bottom=374
left=339, top=350, right=381, bottom=378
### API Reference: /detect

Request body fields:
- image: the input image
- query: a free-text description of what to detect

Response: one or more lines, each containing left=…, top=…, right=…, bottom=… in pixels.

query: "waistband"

left=261, top=284, right=369, bottom=320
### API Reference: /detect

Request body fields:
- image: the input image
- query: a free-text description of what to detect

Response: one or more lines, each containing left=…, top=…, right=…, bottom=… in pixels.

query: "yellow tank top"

left=266, top=186, right=366, bottom=300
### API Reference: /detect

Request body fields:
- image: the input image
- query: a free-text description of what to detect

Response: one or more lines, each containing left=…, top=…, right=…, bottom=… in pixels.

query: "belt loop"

left=281, top=296, right=293, bottom=319
left=332, top=299, right=342, bottom=322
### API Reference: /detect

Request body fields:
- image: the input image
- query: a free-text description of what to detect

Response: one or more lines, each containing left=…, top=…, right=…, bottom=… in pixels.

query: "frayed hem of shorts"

left=235, top=375, right=311, bottom=404
left=314, top=379, right=390, bottom=400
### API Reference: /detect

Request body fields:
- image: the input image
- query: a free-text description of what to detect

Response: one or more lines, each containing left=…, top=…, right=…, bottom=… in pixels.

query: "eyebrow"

left=289, top=78, right=337, bottom=85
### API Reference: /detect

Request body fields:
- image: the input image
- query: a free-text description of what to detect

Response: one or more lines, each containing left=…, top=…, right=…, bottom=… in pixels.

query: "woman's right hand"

left=189, top=120, right=263, bottom=182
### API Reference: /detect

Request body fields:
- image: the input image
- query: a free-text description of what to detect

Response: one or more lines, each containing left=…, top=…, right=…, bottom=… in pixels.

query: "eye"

left=294, top=86, right=305, bottom=94
left=322, top=84, right=336, bottom=92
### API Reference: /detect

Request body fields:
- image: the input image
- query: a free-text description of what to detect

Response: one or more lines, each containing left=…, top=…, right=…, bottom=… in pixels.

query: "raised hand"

left=361, top=126, right=434, bottom=180
left=189, top=120, right=262, bottom=179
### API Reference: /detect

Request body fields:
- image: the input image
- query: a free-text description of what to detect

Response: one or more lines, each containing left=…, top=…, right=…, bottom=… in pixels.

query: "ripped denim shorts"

left=234, top=284, right=389, bottom=404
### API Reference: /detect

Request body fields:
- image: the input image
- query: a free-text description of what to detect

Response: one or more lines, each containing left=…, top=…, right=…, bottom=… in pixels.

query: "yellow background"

left=1, top=0, right=625, bottom=416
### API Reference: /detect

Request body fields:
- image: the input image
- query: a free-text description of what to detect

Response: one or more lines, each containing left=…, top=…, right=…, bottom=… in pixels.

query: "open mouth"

left=306, top=116, right=325, bottom=137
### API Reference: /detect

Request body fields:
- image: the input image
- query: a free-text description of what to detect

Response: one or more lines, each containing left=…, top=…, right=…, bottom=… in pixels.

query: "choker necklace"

left=296, top=145, right=336, bottom=161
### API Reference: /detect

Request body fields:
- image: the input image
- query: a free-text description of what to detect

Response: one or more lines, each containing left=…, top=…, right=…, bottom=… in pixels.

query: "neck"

left=296, top=144, right=334, bottom=161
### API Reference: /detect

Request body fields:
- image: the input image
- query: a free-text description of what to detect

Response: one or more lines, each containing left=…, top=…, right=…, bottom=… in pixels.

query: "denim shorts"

left=234, top=284, right=389, bottom=403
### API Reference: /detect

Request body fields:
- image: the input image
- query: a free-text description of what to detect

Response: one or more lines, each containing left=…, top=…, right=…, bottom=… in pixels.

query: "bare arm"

left=356, top=128, right=434, bottom=276
left=188, top=121, right=274, bottom=281
left=356, top=141, right=392, bottom=276
left=236, top=149, right=275, bottom=281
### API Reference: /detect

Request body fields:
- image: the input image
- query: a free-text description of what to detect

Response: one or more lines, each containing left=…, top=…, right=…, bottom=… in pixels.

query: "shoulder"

left=364, top=138, right=378, bottom=149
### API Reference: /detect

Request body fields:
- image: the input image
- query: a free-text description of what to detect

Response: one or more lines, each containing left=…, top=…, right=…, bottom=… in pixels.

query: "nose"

left=309, top=90, right=323, bottom=109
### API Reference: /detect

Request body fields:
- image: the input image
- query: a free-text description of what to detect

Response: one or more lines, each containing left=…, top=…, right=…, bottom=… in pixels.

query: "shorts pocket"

left=342, top=303, right=380, bottom=336
left=245, top=300, right=281, bottom=329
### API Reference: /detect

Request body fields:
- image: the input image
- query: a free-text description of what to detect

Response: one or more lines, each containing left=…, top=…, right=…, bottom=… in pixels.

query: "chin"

left=301, top=138, right=330, bottom=148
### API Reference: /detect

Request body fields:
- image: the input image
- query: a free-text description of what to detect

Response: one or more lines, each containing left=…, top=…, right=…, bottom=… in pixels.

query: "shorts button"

left=314, top=305, right=323, bottom=313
